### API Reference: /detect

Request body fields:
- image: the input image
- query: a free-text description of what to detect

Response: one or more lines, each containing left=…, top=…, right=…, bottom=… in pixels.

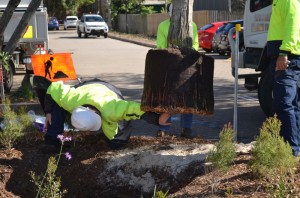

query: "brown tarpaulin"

left=141, top=48, right=214, bottom=115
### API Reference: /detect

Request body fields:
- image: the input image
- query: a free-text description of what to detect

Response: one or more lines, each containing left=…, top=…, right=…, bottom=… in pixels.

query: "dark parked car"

left=218, top=19, right=244, bottom=56
left=198, top=21, right=226, bottom=53
left=211, top=23, right=227, bottom=53
left=48, top=17, right=59, bottom=30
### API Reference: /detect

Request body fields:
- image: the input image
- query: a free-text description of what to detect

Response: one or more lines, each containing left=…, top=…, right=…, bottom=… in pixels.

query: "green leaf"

left=0, top=50, right=11, bottom=71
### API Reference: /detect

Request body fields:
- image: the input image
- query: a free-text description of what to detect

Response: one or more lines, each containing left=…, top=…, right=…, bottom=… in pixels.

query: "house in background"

left=143, top=0, right=166, bottom=12
left=194, top=0, right=231, bottom=11
left=144, top=0, right=232, bottom=12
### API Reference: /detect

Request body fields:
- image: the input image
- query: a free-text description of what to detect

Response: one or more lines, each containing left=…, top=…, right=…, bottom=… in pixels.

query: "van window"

left=250, top=0, right=272, bottom=12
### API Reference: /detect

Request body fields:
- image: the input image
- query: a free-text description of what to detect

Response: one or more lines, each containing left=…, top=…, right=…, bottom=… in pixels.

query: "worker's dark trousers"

left=46, top=103, right=66, bottom=138
left=272, top=56, right=300, bottom=156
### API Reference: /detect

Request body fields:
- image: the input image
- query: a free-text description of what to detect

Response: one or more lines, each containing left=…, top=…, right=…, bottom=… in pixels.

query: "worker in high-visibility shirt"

left=267, top=0, right=300, bottom=157
left=33, top=76, right=170, bottom=153
left=155, top=3, right=199, bottom=138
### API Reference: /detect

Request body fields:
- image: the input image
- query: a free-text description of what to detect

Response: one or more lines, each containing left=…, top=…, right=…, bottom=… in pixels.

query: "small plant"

left=207, top=123, right=237, bottom=173
left=250, top=115, right=297, bottom=179
left=20, top=83, right=35, bottom=101
left=0, top=50, right=11, bottom=71
left=250, top=115, right=298, bottom=196
left=225, top=187, right=234, bottom=197
left=268, top=175, right=298, bottom=197
left=30, top=135, right=72, bottom=198
left=0, top=100, right=32, bottom=149
left=206, top=123, right=237, bottom=194
left=142, top=185, right=171, bottom=198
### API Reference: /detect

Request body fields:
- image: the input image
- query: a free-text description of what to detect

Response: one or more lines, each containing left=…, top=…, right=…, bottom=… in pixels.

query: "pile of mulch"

left=0, top=131, right=299, bottom=198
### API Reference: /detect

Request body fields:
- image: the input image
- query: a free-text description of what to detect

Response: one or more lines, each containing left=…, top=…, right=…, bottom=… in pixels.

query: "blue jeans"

left=159, top=114, right=193, bottom=132
left=271, top=57, right=300, bottom=156
left=46, top=103, right=66, bottom=138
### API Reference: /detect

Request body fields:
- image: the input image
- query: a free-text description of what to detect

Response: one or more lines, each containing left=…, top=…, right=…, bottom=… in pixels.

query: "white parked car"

left=64, top=16, right=79, bottom=30
left=77, top=14, right=108, bottom=38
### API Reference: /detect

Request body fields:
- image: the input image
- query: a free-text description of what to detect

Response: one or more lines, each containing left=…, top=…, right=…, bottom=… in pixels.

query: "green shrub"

left=206, top=123, right=236, bottom=194
left=0, top=101, right=32, bottom=149
left=30, top=135, right=71, bottom=198
left=267, top=175, right=299, bottom=197
left=250, top=115, right=297, bottom=179
left=30, top=156, right=67, bottom=198
left=0, top=50, right=12, bottom=71
left=21, top=83, right=34, bottom=101
left=206, top=123, right=237, bottom=173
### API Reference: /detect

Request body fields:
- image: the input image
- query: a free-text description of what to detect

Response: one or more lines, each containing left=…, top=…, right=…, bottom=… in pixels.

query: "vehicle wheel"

left=104, top=33, right=108, bottom=38
left=97, top=34, right=100, bottom=37
left=239, top=42, right=245, bottom=52
left=218, top=50, right=225, bottom=55
left=3, top=61, right=14, bottom=93
left=56, top=27, right=59, bottom=30
left=203, top=48, right=212, bottom=53
left=84, top=32, right=88, bottom=38
left=77, top=29, right=81, bottom=38
left=258, top=68, right=273, bottom=116
left=64, top=26, right=66, bottom=30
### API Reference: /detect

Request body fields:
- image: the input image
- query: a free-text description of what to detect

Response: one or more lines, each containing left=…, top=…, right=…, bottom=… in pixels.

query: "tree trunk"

left=141, top=48, right=214, bottom=115
left=168, top=0, right=194, bottom=49
left=4, top=0, right=42, bottom=54
left=141, top=0, right=215, bottom=114
left=0, top=0, right=21, bottom=49
left=102, top=0, right=111, bottom=28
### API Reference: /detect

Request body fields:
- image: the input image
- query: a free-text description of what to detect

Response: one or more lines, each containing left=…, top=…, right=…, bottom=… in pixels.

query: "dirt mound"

left=0, top=131, right=299, bottom=198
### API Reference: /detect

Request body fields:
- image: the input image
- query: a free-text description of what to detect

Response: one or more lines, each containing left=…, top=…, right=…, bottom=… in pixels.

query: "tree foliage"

left=110, top=0, right=156, bottom=23
left=44, top=0, right=94, bottom=18
left=231, top=0, right=246, bottom=12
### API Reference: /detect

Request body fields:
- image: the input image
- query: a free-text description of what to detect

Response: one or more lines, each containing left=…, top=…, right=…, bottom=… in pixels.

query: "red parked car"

left=198, top=21, right=226, bottom=52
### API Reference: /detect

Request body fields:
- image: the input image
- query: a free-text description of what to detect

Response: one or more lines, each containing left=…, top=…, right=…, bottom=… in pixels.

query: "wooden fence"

left=117, top=10, right=244, bottom=36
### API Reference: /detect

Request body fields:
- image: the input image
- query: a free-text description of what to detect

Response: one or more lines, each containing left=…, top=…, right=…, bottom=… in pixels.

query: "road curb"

left=108, top=35, right=156, bottom=48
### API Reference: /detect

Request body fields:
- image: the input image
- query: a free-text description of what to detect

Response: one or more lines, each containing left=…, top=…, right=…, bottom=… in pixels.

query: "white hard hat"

left=71, top=106, right=101, bottom=131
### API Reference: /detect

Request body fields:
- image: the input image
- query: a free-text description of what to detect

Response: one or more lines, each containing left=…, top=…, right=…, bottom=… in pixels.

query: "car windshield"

left=223, top=21, right=243, bottom=32
left=216, top=24, right=226, bottom=33
left=223, top=23, right=235, bottom=32
left=85, top=16, right=104, bottom=22
left=49, top=17, right=57, bottom=21
left=199, top=24, right=213, bottom=30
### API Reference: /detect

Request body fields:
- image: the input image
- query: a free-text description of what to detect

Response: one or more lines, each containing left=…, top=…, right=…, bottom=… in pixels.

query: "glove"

left=141, top=112, right=160, bottom=125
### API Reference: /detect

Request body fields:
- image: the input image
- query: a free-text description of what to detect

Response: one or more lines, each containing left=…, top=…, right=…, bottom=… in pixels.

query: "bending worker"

left=33, top=76, right=170, bottom=153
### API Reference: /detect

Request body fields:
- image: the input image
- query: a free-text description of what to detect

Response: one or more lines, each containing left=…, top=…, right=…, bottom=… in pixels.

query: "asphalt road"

left=12, top=30, right=267, bottom=142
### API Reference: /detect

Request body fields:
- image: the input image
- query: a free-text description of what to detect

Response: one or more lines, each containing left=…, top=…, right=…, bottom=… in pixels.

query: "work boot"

left=39, top=135, right=61, bottom=154
left=156, top=130, right=168, bottom=137
left=181, top=128, right=193, bottom=139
